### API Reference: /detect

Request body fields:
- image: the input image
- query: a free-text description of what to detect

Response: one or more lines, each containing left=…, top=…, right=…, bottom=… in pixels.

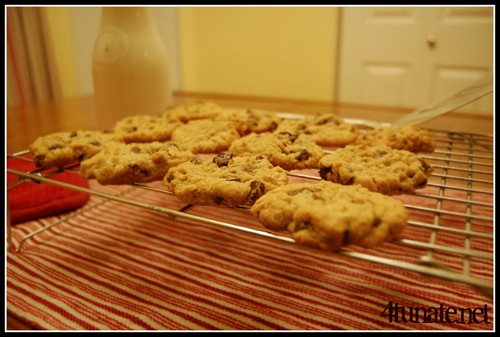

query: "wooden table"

left=6, top=92, right=493, bottom=154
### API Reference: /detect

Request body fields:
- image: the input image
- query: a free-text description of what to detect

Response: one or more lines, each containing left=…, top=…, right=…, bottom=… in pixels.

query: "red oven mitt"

left=7, top=157, right=91, bottom=224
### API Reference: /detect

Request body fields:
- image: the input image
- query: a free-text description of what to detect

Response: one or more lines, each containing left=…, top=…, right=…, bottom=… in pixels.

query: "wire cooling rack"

left=6, top=121, right=494, bottom=299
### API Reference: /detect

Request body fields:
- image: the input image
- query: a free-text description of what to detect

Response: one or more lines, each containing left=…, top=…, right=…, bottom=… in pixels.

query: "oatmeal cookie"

left=29, top=130, right=117, bottom=169
left=113, top=114, right=182, bottom=143
left=229, top=132, right=324, bottom=171
left=163, top=152, right=289, bottom=207
left=274, top=114, right=359, bottom=147
left=354, top=125, right=436, bottom=153
left=162, top=100, right=223, bottom=122
left=250, top=180, right=409, bottom=252
left=319, top=145, right=432, bottom=195
left=215, top=108, right=280, bottom=136
left=273, top=118, right=308, bottom=134
left=171, top=119, right=241, bottom=153
left=302, top=114, right=359, bottom=147
left=80, top=141, right=195, bottom=185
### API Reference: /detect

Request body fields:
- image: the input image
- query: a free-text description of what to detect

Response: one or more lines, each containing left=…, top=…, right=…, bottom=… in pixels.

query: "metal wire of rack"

left=6, top=124, right=494, bottom=299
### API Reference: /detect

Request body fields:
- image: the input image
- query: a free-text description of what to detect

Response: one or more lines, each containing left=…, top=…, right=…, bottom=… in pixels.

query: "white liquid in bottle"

left=92, top=7, right=172, bottom=120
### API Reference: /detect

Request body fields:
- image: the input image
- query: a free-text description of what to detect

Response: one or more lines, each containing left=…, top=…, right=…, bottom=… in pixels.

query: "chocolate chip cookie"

left=80, top=141, right=195, bottom=185
left=163, top=152, right=289, bottom=207
left=354, top=125, right=436, bottom=153
left=302, top=114, right=359, bottom=147
left=274, top=114, right=359, bottom=147
left=319, top=144, right=432, bottom=195
left=29, top=130, right=117, bottom=169
left=228, top=132, right=324, bottom=170
left=162, top=100, right=223, bottom=122
left=170, top=119, right=241, bottom=153
left=215, top=108, right=281, bottom=136
left=250, top=180, right=409, bottom=252
left=113, top=114, right=183, bottom=143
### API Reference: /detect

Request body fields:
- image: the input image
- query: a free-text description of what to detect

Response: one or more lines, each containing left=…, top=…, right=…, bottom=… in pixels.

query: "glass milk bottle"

left=92, top=7, right=172, bottom=120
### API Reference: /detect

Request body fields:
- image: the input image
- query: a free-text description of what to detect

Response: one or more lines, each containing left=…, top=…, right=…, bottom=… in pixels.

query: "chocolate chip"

left=344, top=176, right=355, bottom=185
left=131, top=146, right=141, bottom=153
left=213, top=151, right=233, bottom=167
left=319, top=166, right=330, bottom=180
left=278, top=132, right=297, bottom=142
left=295, top=149, right=310, bottom=161
left=247, top=180, right=265, bottom=202
left=415, top=178, right=428, bottom=188
left=342, top=228, right=351, bottom=245
left=33, top=155, right=44, bottom=168
left=129, top=164, right=149, bottom=176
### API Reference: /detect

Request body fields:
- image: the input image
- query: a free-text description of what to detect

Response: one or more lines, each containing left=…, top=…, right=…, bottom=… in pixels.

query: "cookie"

left=215, top=108, right=281, bottom=136
left=163, top=152, right=289, bottom=207
left=319, top=144, right=433, bottom=195
left=162, top=100, right=223, bottom=122
left=250, top=180, right=409, bottom=252
left=171, top=119, right=241, bottom=153
left=80, top=141, right=195, bottom=185
left=274, top=114, right=359, bottom=147
left=113, top=114, right=183, bottom=143
left=354, top=125, right=436, bottom=153
left=228, top=132, right=324, bottom=170
left=302, top=114, right=359, bottom=147
left=273, top=118, right=308, bottom=134
left=29, top=130, right=117, bottom=169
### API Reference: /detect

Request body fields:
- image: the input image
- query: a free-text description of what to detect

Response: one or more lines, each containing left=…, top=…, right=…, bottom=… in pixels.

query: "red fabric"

left=7, top=157, right=90, bottom=224
left=6, top=180, right=493, bottom=330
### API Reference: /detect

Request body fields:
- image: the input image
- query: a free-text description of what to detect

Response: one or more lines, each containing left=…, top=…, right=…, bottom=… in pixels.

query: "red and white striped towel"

left=7, top=180, right=494, bottom=331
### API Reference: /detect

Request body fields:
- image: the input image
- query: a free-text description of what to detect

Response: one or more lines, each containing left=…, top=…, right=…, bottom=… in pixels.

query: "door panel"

left=429, top=7, right=493, bottom=113
left=360, top=62, right=411, bottom=106
left=338, top=6, right=493, bottom=115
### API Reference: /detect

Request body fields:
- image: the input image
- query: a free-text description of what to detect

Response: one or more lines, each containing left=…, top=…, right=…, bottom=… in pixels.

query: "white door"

left=337, top=6, right=493, bottom=115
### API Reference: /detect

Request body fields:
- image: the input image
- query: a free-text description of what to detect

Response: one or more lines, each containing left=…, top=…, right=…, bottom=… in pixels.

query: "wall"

left=178, top=7, right=340, bottom=101
left=44, top=7, right=79, bottom=99
left=51, top=6, right=340, bottom=102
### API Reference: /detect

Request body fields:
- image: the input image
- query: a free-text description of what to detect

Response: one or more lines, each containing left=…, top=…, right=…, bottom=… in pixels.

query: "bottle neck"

left=100, top=7, right=155, bottom=34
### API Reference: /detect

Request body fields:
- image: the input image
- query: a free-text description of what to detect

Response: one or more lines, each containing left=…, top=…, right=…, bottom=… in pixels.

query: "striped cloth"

left=7, top=179, right=493, bottom=331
